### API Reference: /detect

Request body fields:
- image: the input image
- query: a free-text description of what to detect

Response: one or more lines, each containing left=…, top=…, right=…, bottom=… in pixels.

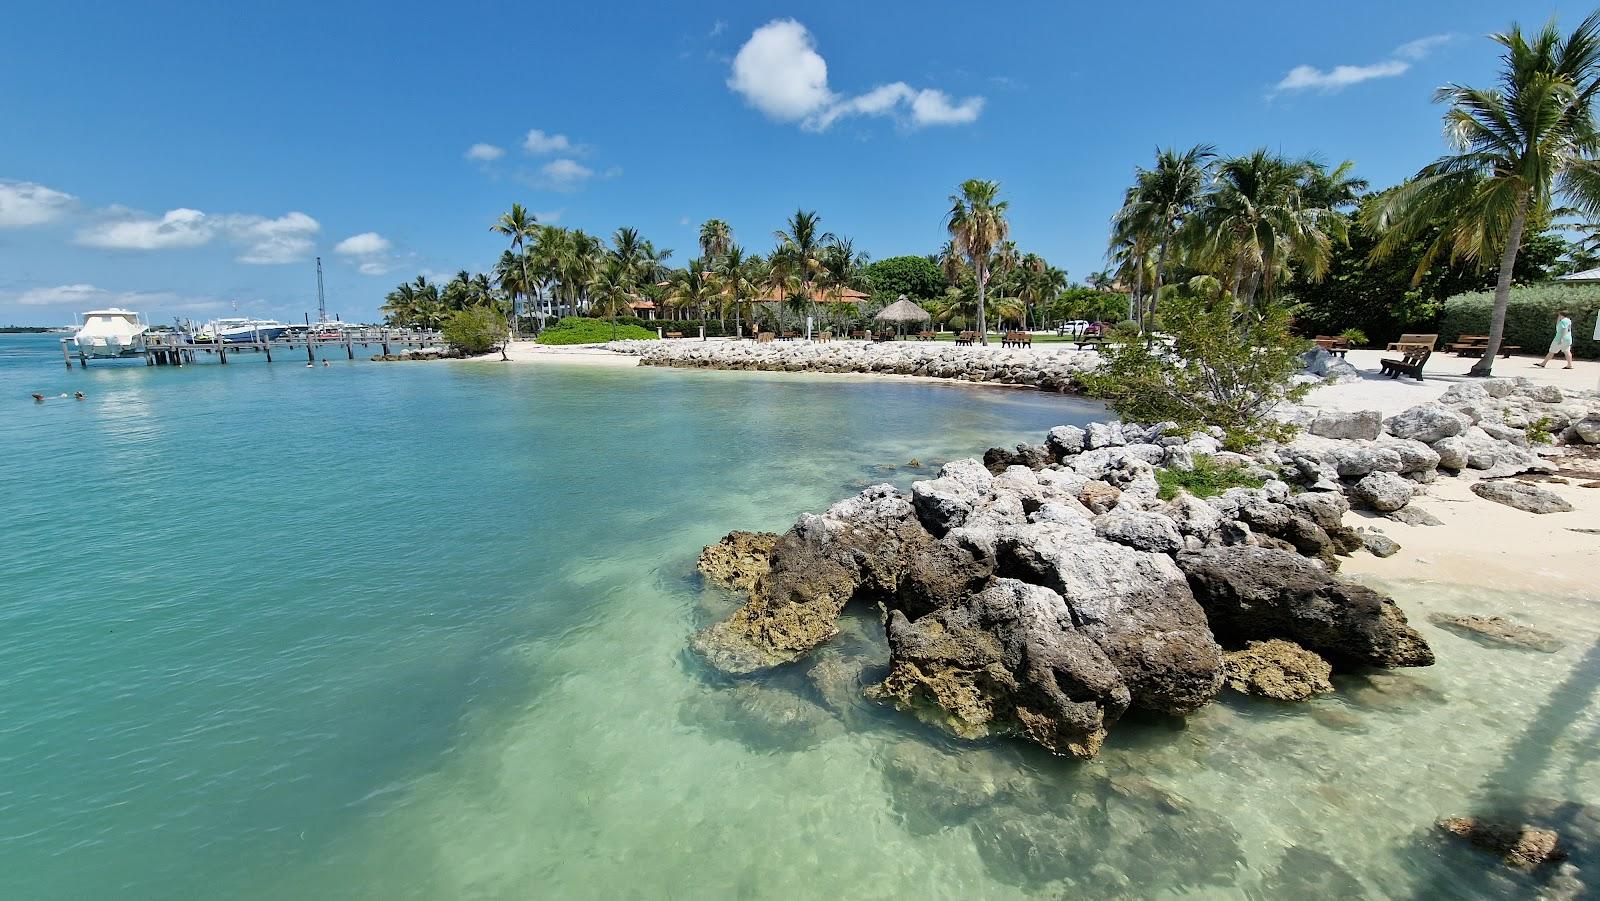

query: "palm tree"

left=1087, top=270, right=1114, bottom=292
left=712, top=245, right=757, bottom=335
left=490, top=204, right=539, bottom=336
left=666, top=260, right=716, bottom=328
left=1368, top=12, right=1600, bottom=374
left=699, top=219, right=733, bottom=264
left=588, top=258, right=637, bottom=341
left=380, top=280, right=419, bottom=326
left=1300, top=159, right=1369, bottom=210
left=1112, top=144, right=1215, bottom=334
left=945, top=179, right=1010, bottom=345
left=1184, top=150, right=1343, bottom=308
left=774, top=209, right=834, bottom=328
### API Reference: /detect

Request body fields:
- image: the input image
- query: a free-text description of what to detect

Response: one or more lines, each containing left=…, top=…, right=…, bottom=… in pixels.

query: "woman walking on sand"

left=1535, top=310, right=1575, bottom=369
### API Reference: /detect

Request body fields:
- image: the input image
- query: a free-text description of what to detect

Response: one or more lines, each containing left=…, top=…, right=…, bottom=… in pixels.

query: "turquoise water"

left=3, top=333, right=1597, bottom=899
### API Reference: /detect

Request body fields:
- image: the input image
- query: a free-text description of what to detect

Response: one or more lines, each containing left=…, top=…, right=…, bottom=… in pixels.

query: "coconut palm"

left=490, top=204, right=539, bottom=335
left=588, top=258, right=637, bottom=341
left=699, top=219, right=733, bottom=264
left=773, top=209, right=834, bottom=325
left=666, top=260, right=716, bottom=325
left=1087, top=270, right=1114, bottom=292
left=1112, top=144, right=1215, bottom=334
left=712, top=245, right=758, bottom=335
left=1368, top=12, right=1600, bottom=374
left=1184, top=150, right=1344, bottom=308
left=380, top=280, right=420, bottom=326
left=945, top=179, right=1010, bottom=345
left=1300, top=159, right=1369, bottom=210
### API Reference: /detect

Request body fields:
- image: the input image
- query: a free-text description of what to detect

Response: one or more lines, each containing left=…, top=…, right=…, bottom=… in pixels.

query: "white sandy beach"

left=1306, top=348, right=1600, bottom=414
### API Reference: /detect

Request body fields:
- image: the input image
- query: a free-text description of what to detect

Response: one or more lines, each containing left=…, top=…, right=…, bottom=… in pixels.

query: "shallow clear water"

left=2, top=334, right=1597, bottom=899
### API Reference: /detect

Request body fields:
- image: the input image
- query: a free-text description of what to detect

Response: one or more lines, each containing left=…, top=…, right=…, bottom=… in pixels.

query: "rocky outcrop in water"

left=1437, top=816, right=1567, bottom=871
left=696, top=531, right=777, bottom=592
left=1222, top=639, right=1334, bottom=701
left=1427, top=613, right=1564, bottom=653
left=1178, top=547, right=1434, bottom=668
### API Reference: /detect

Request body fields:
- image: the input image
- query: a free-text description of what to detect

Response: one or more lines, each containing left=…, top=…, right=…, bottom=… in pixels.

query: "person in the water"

left=73, top=392, right=84, bottom=400
left=31, top=393, right=44, bottom=402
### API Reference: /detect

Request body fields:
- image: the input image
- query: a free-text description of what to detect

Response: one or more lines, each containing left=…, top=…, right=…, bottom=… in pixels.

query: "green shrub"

left=1079, top=296, right=1311, bottom=450
left=441, top=305, right=508, bottom=355
left=1155, top=456, right=1267, bottom=500
left=1339, top=327, right=1369, bottom=346
left=535, top=317, right=659, bottom=345
left=1440, top=284, right=1598, bottom=359
left=1112, top=320, right=1141, bottom=339
left=1526, top=415, right=1557, bottom=445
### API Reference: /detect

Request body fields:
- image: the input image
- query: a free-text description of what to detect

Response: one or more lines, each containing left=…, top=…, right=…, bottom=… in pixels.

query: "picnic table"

left=1313, top=335, right=1351, bottom=357
left=954, top=330, right=978, bottom=346
left=1447, top=334, right=1520, bottom=358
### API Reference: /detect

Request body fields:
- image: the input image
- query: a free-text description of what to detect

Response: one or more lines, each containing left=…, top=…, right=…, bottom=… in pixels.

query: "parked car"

left=1082, top=322, right=1104, bottom=337
left=1055, top=320, right=1090, bottom=336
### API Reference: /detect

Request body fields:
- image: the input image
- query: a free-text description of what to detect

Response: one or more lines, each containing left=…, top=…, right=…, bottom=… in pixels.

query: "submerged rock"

left=691, top=484, right=924, bottom=674
left=697, top=531, right=778, bottom=592
left=1471, top=480, right=1574, bottom=514
left=1437, top=816, right=1567, bottom=871
left=679, top=681, right=845, bottom=752
left=1177, top=547, right=1434, bottom=668
left=869, top=578, right=1131, bottom=758
left=1222, top=640, right=1334, bottom=701
left=1427, top=613, right=1564, bottom=653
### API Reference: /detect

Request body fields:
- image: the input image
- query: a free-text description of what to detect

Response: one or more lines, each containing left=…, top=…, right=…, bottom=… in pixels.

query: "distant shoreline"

left=0, top=327, right=56, bottom=334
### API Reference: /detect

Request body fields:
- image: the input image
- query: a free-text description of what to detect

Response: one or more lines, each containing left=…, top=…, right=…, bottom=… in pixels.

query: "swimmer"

left=32, top=393, right=45, bottom=402
left=73, top=391, right=84, bottom=400
left=322, top=360, right=330, bottom=367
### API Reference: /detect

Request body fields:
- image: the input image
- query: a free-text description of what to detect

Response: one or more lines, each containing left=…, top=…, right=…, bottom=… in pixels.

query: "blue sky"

left=0, top=0, right=1566, bottom=324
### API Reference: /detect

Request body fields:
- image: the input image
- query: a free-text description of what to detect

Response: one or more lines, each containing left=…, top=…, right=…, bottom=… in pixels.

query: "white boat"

left=73, top=308, right=148, bottom=357
left=197, top=317, right=290, bottom=343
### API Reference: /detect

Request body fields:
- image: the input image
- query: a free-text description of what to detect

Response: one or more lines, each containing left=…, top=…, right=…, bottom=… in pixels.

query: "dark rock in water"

left=1343, top=672, right=1447, bottom=711
left=678, top=681, right=845, bottom=752
left=868, top=578, right=1130, bottom=758
left=1437, top=816, right=1567, bottom=870
left=691, top=485, right=925, bottom=674
left=1387, top=505, right=1445, bottom=527
left=1471, top=479, right=1574, bottom=514
left=996, top=520, right=1224, bottom=718
left=697, top=531, right=778, bottom=592
left=1308, top=705, right=1366, bottom=732
left=1427, top=613, right=1564, bottom=653
left=805, top=651, right=879, bottom=720
left=982, top=442, right=1051, bottom=474
left=1177, top=546, right=1434, bottom=669
left=1363, top=532, right=1401, bottom=558
left=893, top=532, right=993, bottom=621
left=878, top=740, right=1045, bottom=833
left=1252, top=847, right=1369, bottom=899
left=1223, top=640, right=1334, bottom=701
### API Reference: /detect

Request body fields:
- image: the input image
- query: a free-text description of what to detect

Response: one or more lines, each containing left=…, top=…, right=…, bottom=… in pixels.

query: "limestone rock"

left=1309, top=409, right=1382, bottom=441
left=1437, top=816, right=1566, bottom=871
left=1045, top=424, right=1087, bottom=458
left=1471, top=480, right=1574, bottom=514
left=1385, top=404, right=1470, bottom=444
left=1427, top=613, right=1564, bottom=653
left=1571, top=416, right=1600, bottom=444
left=1085, top=420, right=1126, bottom=450
left=1222, top=639, right=1334, bottom=701
left=1432, top=436, right=1469, bottom=471
left=1387, top=505, right=1444, bottom=527
left=868, top=578, right=1130, bottom=758
left=1079, top=480, right=1122, bottom=514
left=1177, top=546, right=1434, bottom=668
left=1093, top=510, right=1185, bottom=555
left=697, top=531, right=778, bottom=592
left=1363, top=532, right=1401, bottom=557
left=1351, top=470, right=1415, bottom=513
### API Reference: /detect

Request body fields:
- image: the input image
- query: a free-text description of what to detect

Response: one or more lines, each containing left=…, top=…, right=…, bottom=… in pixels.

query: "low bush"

left=535, top=317, right=659, bottom=345
left=1339, top=327, right=1369, bottom=346
left=1155, top=456, right=1267, bottom=500
left=1440, top=284, right=1598, bottom=359
left=1079, top=295, right=1311, bottom=450
left=441, top=305, right=508, bottom=355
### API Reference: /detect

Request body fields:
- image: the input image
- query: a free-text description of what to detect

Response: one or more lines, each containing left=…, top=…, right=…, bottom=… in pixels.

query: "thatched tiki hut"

left=874, top=295, right=931, bottom=337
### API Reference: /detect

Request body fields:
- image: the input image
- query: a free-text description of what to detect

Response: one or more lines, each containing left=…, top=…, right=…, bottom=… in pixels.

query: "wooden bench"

left=756, top=331, right=775, bottom=343
left=1448, top=335, right=1520, bottom=358
left=916, top=330, right=935, bottom=341
left=1380, top=348, right=1431, bottom=380
left=954, top=330, right=977, bottom=346
left=1073, top=335, right=1107, bottom=351
left=665, top=331, right=684, bottom=339
left=1313, top=335, right=1350, bottom=357
left=816, top=331, right=832, bottom=343
left=1385, top=333, right=1437, bottom=353
left=849, top=330, right=866, bottom=341
left=871, top=330, right=895, bottom=342
left=780, top=331, right=798, bottom=341
left=1001, top=331, right=1033, bottom=348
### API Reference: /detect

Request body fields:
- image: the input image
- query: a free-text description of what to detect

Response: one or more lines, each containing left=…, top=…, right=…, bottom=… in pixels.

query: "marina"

left=58, top=327, right=445, bottom=368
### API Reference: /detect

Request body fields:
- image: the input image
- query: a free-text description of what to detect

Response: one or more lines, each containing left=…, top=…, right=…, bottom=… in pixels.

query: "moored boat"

left=73, top=308, right=148, bottom=357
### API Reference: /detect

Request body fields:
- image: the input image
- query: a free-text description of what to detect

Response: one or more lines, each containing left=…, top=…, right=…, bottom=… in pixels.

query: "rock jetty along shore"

left=607, top=339, right=1097, bottom=391
left=689, top=377, right=1598, bottom=759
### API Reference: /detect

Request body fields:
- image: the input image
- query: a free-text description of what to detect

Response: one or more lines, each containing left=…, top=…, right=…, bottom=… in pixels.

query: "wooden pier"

left=60, top=329, right=445, bottom=369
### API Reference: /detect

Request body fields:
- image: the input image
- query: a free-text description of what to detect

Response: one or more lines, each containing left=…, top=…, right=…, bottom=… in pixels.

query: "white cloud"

left=728, top=20, right=834, bottom=122
left=77, top=208, right=216, bottom=250
left=358, top=261, right=391, bottom=276
left=5, top=282, right=225, bottom=313
left=1273, top=34, right=1451, bottom=95
left=539, top=158, right=594, bottom=190
left=533, top=209, right=563, bottom=224
left=709, top=19, right=726, bottom=37
left=524, top=129, right=576, bottom=154
left=334, top=232, right=391, bottom=256
left=727, top=19, right=983, bottom=131
left=1395, top=34, right=1453, bottom=60
left=226, top=211, right=320, bottom=264
left=0, top=179, right=76, bottom=227
left=75, top=207, right=319, bottom=264
left=465, top=143, right=505, bottom=161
